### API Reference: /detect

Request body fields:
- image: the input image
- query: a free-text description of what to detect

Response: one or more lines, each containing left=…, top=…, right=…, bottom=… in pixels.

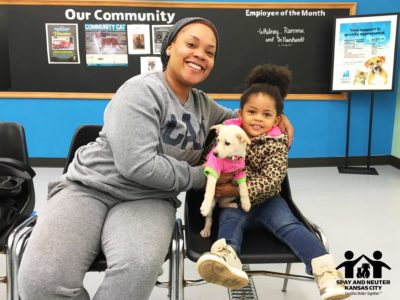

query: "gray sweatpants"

left=18, top=181, right=176, bottom=300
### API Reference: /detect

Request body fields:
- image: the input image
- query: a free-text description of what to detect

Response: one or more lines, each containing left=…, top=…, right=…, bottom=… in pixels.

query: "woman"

left=18, top=17, right=293, bottom=300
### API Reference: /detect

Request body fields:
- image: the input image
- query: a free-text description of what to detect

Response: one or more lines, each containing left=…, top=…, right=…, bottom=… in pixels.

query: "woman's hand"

left=214, top=172, right=238, bottom=198
left=278, top=114, right=294, bottom=148
left=216, top=172, right=234, bottom=185
left=215, top=183, right=239, bottom=198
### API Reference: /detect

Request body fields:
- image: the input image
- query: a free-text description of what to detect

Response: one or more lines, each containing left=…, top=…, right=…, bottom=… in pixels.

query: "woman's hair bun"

left=245, top=64, right=292, bottom=98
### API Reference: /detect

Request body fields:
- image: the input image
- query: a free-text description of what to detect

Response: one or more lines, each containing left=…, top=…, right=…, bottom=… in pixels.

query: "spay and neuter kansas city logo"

left=336, top=251, right=391, bottom=297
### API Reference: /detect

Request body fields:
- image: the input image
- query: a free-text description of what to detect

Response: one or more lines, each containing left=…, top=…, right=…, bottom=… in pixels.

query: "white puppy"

left=200, top=124, right=251, bottom=238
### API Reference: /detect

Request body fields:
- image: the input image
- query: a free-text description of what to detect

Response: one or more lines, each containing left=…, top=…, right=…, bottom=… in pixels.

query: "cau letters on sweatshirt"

left=162, top=113, right=206, bottom=150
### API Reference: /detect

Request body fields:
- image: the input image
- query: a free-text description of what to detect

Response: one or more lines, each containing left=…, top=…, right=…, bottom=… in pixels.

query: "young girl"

left=196, top=64, right=348, bottom=300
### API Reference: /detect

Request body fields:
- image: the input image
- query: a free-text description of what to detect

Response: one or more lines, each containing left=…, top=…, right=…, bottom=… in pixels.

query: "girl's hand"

left=278, top=114, right=294, bottom=148
left=215, top=183, right=239, bottom=198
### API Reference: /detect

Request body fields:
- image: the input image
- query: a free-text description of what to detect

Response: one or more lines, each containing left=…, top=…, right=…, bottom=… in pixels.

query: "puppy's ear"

left=210, top=124, right=224, bottom=134
left=365, top=59, right=371, bottom=68
left=380, top=56, right=386, bottom=63
left=236, top=132, right=251, bottom=145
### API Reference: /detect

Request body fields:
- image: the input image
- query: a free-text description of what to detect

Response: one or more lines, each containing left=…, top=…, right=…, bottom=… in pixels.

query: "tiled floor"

left=1, top=165, right=399, bottom=299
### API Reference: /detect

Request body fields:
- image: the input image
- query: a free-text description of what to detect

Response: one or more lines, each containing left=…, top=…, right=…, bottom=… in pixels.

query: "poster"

left=152, top=25, right=172, bottom=54
left=46, top=23, right=80, bottom=64
left=140, top=56, right=162, bottom=74
left=84, top=24, right=128, bottom=66
left=127, top=24, right=151, bottom=55
left=331, top=14, right=398, bottom=91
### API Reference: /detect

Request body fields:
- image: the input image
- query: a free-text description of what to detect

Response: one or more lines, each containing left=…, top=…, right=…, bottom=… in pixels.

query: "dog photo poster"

left=331, top=14, right=398, bottom=91
left=45, top=23, right=80, bottom=64
left=84, top=24, right=128, bottom=67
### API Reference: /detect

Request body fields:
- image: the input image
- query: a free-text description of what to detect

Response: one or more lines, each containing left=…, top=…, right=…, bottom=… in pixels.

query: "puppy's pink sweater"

left=204, top=148, right=246, bottom=184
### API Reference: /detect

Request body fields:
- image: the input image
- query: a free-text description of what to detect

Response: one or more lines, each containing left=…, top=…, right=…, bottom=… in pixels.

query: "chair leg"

left=168, top=242, right=173, bottom=299
left=167, top=226, right=175, bottom=299
left=6, top=215, right=37, bottom=300
left=282, top=263, right=292, bottom=292
left=170, top=219, right=184, bottom=300
left=176, top=220, right=184, bottom=300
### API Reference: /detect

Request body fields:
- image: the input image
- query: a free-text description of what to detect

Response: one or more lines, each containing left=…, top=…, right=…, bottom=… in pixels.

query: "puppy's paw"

left=241, top=198, right=251, bottom=212
left=200, top=228, right=211, bottom=238
left=200, top=201, right=212, bottom=217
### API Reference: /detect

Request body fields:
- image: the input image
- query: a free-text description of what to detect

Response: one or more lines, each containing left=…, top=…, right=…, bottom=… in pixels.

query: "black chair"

left=0, top=122, right=35, bottom=300
left=63, top=125, right=108, bottom=271
left=181, top=174, right=328, bottom=298
left=0, top=122, right=35, bottom=236
left=7, top=124, right=182, bottom=300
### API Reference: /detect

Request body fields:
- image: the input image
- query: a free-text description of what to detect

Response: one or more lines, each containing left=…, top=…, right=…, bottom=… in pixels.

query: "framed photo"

left=331, top=14, right=398, bottom=91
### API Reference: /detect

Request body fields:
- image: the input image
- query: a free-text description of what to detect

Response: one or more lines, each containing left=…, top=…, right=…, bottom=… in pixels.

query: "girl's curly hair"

left=240, top=64, right=292, bottom=115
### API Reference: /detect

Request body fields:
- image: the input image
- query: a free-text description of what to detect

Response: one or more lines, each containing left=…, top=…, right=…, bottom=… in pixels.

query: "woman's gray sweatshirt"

left=54, top=71, right=234, bottom=205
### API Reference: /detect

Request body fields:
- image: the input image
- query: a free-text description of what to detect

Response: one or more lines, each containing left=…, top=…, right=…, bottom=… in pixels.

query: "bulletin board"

left=0, top=1, right=356, bottom=100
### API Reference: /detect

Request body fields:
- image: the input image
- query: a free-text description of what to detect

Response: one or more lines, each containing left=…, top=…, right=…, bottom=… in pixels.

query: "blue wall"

left=1, top=0, right=399, bottom=159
